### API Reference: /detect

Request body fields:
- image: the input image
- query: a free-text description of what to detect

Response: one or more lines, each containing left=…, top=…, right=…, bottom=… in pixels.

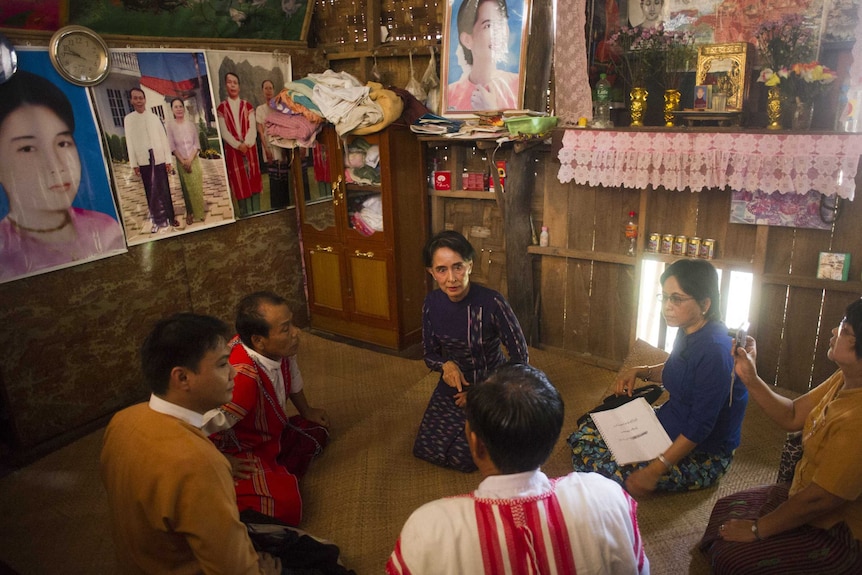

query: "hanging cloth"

left=421, top=46, right=440, bottom=114
left=404, top=51, right=427, bottom=101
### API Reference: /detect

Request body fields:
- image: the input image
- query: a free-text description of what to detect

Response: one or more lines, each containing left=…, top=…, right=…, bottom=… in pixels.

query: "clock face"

left=49, top=26, right=110, bottom=87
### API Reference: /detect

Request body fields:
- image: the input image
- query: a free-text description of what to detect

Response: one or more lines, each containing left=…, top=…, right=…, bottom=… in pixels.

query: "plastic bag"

left=421, top=47, right=440, bottom=114
left=404, top=52, right=426, bottom=101
left=421, top=46, right=439, bottom=92
left=370, top=54, right=382, bottom=83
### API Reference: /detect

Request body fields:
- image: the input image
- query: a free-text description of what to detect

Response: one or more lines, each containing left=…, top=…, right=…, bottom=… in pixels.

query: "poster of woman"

left=441, top=0, right=530, bottom=113
left=0, top=49, right=126, bottom=284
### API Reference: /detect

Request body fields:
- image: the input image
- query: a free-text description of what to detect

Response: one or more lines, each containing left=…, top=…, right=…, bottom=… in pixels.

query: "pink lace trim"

left=557, top=130, right=862, bottom=200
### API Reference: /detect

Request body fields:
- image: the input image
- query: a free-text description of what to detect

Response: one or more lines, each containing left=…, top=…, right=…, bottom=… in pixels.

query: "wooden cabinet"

left=293, top=125, right=428, bottom=350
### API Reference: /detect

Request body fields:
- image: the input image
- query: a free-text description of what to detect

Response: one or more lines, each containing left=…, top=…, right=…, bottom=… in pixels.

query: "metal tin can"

left=700, top=238, right=716, bottom=259
left=687, top=237, right=701, bottom=258
left=661, top=233, right=674, bottom=254
left=673, top=235, right=687, bottom=256
left=647, top=232, right=660, bottom=253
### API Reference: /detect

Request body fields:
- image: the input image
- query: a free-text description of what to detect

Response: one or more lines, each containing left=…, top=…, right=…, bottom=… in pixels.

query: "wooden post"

left=500, top=0, right=553, bottom=344
left=504, top=148, right=539, bottom=344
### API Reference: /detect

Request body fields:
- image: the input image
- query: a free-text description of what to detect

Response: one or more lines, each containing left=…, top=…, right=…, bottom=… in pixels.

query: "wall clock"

left=48, top=25, right=111, bottom=87
left=0, top=32, right=17, bottom=84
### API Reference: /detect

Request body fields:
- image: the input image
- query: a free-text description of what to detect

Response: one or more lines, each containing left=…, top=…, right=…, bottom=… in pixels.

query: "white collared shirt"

left=148, top=393, right=204, bottom=428
left=200, top=346, right=304, bottom=435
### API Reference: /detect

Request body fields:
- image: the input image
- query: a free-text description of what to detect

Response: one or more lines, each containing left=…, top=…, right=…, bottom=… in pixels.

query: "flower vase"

left=630, top=86, right=648, bottom=127
left=791, top=98, right=813, bottom=131
left=663, top=89, right=681, bottom=127
left=766, top=85, right=782, bottom=130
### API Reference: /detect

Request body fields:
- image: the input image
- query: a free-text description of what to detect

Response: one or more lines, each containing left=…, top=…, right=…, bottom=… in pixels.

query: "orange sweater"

left=101, top=404, right=262, bottom=574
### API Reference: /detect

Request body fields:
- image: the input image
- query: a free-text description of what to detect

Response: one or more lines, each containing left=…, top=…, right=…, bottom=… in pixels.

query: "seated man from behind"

left=100, top=313, right=281, bottom=575
left=387, top=364, right=650, bottom=575
left=205, top=291, right=330, bottom=526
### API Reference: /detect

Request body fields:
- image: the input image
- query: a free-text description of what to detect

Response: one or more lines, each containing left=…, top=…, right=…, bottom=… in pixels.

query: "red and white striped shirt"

left=387, top=470, right=648, bottom=575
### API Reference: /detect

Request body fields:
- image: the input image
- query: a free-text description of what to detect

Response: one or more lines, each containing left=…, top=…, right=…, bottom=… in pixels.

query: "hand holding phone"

left=735, top=321, right=750, bottom=350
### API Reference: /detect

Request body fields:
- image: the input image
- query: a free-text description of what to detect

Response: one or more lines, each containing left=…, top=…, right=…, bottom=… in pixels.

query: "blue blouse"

left=656, top=320, right=748, bottom=454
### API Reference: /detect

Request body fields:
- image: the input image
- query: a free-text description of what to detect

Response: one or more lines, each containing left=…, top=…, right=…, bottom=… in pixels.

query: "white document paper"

left=590, top=397, right=672, bottom=465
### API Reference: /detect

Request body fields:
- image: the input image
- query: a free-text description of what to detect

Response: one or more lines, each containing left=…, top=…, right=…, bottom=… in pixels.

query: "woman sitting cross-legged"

left=568, top=258, right=748, bottom=497
left=699, top=297, right=862, bottom=574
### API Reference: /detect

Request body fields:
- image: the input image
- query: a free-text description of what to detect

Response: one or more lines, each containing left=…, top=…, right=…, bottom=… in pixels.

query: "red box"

left=433, top=170, right=451, bottom=190
left=496, top=160, right=507, bottom=189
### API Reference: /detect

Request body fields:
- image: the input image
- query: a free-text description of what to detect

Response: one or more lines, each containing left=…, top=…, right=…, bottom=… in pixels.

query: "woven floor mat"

left=286, top=333, right=788, bottom=574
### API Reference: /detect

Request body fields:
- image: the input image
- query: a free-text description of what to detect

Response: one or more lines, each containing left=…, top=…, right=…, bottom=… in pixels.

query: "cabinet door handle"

left=354, top=250, right=375, bottom=258
left=313, top=245, right=334, bottom=253
left=333, top=175, right=343, bottom=206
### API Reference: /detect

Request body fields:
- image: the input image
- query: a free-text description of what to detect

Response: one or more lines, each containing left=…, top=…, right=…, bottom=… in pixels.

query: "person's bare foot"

left=186, top=214, right=194, bottom=226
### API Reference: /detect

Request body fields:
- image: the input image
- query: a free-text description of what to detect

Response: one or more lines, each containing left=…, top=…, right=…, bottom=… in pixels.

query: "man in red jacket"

left=205, top=291, right=330, bottom=525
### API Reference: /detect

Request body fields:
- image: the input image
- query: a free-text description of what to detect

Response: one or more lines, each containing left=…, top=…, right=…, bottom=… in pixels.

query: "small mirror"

left=696, top=43, right=751, bottom=112
left=0, top=32, right=18, bottom=84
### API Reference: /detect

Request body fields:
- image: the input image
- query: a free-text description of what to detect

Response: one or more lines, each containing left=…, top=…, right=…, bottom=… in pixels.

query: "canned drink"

left=700, top=238, right=716, bottom=259
left=673, top=235, right=687, bottom=256
left=661, top=233, right=674, bottom=254
left=647, top=232, right=660, bottom=253
left=687, top=237, right=701, bottom=258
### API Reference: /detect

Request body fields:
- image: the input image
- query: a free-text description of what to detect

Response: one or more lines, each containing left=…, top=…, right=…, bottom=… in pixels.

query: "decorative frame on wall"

left=695, top=42, right=751, bottom=112
left=441, top=0, right=531, bottom=112
left=67, top=0, right=313, bottom=42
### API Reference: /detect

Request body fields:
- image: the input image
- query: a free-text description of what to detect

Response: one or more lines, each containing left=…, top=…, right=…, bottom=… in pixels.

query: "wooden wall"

left=0, top=211, right=308, bottom=460
left=0, top=30, right=319, bottom=461
left=533, top=144, right=862, bottom=391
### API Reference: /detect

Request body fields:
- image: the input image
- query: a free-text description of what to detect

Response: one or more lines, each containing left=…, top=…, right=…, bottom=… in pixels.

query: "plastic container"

left=594, top=73, right=612, bottom=128
left=504, top=115, right=559, bottom=135
left=539, top=226, right=549, bottom=247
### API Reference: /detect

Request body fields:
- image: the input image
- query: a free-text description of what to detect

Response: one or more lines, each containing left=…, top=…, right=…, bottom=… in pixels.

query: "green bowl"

left=504, top=115, right=558, bottom=135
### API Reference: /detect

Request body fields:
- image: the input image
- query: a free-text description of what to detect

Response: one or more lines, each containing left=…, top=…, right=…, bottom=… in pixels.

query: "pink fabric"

left=554, top=0, right=591, bottom=126
left=557, top=130, right=862, bottom=199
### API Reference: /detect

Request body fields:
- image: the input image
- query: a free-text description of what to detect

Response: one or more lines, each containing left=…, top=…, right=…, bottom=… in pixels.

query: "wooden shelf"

left=640, top=252, right=754, bottom=272
left=527, top=245, right=636, bottom=266
left=761, top=274, right=862, bottom=293
left=528, top=247, right=762, bottom=271
left=428, top=189, right=497, bottom=200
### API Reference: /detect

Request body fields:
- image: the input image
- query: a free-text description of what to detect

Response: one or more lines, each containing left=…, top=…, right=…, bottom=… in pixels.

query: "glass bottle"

left=625, top=211, right=638, bottom=256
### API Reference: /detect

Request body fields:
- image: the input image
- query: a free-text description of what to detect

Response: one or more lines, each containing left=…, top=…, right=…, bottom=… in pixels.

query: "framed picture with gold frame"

left=695, top=43, right=751, bottom=112
left=441, top=0, right=532, bottom=113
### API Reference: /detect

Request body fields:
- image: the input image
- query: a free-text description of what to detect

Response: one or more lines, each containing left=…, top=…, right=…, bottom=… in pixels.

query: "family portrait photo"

left=90, top=50, right=234, bottom=245
left=206, top=50, right=294, bottom=218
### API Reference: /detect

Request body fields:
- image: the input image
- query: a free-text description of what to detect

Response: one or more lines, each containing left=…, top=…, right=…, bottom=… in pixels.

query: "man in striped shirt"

left=387, top=364, right=649, bottom=575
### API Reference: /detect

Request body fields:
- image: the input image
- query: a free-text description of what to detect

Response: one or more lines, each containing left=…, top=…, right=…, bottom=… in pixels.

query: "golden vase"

left=630, top=86, right=648, bottom=127
left=766, top=85, right=782, bottom=130
left=663, top=89, right=681, bottom=127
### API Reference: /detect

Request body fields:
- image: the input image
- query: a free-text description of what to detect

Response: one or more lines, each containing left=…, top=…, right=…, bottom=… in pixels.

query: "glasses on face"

left=657, top=293, right=696, bottom=306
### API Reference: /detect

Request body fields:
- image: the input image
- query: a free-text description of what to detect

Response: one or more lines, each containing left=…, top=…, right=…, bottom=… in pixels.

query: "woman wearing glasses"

left=569, top=258, right=748, bottom=497
left=700, top=300, right=862, bottom=573
left=413, top=230, right=528, bottom=472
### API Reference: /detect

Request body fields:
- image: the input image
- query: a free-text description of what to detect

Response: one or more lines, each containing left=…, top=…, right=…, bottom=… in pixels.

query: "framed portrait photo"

left=441, top=0, right=531, bottom=113
left=693, top=85, right=711, bottom=110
